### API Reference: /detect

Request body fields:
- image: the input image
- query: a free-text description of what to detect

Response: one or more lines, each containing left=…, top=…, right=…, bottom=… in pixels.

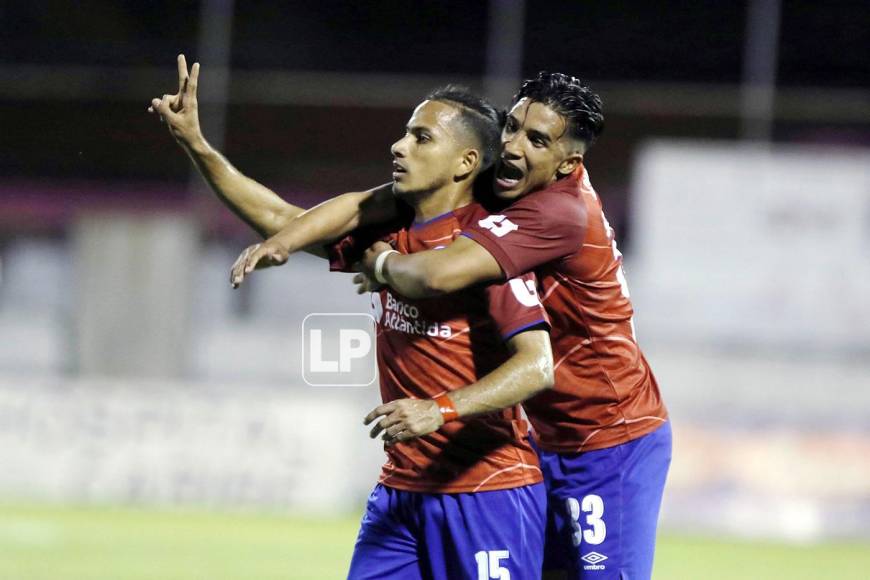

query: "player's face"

left=390, top=100, right=466, bottom=199
left=494, top=98, right=581, bottom=200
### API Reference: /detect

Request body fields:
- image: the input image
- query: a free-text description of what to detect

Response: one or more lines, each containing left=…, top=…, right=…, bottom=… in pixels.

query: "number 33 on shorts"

left=567, top=494, right=607, bottom=546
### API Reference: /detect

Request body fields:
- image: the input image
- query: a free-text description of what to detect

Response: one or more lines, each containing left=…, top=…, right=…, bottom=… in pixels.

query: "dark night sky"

left=2, top=1, right=868, bottom=87
left=0, top=0, right=867, bottom=221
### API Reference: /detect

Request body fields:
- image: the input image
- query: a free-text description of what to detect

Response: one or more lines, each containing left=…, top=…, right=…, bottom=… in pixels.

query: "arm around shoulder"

left=378, top=235, right=504, bottom=298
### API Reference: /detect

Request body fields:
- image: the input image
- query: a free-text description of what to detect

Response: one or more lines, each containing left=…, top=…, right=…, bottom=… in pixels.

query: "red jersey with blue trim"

left=462, top=167, right=668, bottom=453
left=330, top=202, right=548, bottom=493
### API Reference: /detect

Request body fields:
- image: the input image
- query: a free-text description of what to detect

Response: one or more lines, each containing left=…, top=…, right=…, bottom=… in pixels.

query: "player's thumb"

left=157, top=94, right=180, bottom=120
left=269, top=250, right=287, bottom=265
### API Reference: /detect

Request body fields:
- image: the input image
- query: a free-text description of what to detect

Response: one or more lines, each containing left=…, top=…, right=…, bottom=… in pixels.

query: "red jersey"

left=330, top=202, right=547, bottom=493
left=463, top=167, right=668, bottom=453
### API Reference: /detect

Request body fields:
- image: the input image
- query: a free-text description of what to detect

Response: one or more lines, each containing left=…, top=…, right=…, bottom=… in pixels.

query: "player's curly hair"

left=426, top=86, right=503, bottom=171
left=514, top=72, right=604, bottom=147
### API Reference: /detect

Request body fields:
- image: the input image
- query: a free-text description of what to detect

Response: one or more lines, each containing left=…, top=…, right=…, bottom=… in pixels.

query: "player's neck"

left=412, top=183, right=474, bottom=223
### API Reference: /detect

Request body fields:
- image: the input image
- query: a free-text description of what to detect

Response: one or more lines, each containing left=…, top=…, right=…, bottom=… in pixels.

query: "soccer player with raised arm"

left=226, top=73, right=671, bottom=580
left=150, top=59, right=553, bottom=579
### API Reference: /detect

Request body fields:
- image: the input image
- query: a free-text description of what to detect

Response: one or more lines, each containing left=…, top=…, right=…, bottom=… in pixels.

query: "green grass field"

left=0, top=504, right=867, bottom=579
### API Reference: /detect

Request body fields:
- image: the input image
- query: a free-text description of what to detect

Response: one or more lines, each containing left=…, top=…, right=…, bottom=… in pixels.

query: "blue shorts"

left=348, top=482, right=547, bottom=580
left=540, top=421, right=672, bottom=579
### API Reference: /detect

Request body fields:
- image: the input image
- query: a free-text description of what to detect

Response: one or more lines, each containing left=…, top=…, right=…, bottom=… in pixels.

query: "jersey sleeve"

left=485, top=272, right=550, bottom=341
left=326, top=226, right=397, bottom=273
left=326, top=198, right=413, bottom=272
left=326, top=233, right=362, bottom=273
left=461, top=190, right=587, bottom=279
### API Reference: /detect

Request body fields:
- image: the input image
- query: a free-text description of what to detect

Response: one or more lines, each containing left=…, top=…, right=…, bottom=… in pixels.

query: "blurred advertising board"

left=630, top=141, right=870, bottom=352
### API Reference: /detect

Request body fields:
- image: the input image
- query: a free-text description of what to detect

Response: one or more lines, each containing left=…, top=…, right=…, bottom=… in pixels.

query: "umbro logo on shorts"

left=581, top=551, right=608, bottom=570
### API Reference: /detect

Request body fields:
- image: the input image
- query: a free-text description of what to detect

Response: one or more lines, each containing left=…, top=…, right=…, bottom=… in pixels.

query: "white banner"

left=630, top=141, right=870, bottom=351
left=0, top=376, right=383, bottom=513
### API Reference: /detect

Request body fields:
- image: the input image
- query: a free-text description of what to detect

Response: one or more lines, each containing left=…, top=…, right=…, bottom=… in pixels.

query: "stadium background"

left=1, top=1, right=869, bottom=578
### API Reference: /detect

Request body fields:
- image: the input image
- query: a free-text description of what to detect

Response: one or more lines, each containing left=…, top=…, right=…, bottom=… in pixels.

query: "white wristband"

left=374, top=250, right=399, bottom=285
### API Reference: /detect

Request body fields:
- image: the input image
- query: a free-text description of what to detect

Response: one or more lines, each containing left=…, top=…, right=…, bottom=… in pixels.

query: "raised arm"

left=149, top=54, right=302, bottom=238
left=364, top=328, right=553, bottom=444
left=150, top=55, right=400, bottom=283
left=182, top=138, right=301, bottom=239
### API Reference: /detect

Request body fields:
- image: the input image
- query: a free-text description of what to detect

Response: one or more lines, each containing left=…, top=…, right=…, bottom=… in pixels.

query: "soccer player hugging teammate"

left=321, top=90, right=556, bottom=579
left=360, top=74, right=672, bottom=580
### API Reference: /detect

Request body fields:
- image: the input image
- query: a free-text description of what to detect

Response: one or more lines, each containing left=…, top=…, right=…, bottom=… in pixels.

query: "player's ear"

left=556, top=154, right=582, bottom=178
left=455, top=147, right=480, bottom=181
left=556, top=142, right=584, bottom=178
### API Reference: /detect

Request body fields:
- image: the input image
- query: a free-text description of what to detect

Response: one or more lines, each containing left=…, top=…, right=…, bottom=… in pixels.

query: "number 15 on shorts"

left=475, top=550, right=510, bottom=579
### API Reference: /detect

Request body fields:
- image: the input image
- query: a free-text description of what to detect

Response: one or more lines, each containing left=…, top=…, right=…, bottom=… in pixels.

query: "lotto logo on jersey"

left=477, top=214, right=519, bottom=237
left=508, top=279, right=541, bottom=307
left=302, top=313, right=377, bottom=387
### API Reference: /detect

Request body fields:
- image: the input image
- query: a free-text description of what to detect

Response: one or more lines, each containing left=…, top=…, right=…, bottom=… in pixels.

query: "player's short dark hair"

left=426, top=86, right=502, bottom=170
left=514, top=71, right=604, bottom=148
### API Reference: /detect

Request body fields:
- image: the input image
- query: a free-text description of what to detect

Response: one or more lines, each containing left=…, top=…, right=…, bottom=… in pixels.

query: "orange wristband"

left=433, top=393, right=459, bottom=423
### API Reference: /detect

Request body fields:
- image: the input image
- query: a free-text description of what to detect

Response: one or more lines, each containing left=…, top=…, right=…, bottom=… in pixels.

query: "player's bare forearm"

left=363, top=329, right=553, bottom=444
left=184, top=136, right=304, bottom=238
left=152, top=57, right=397, bottom=257
left=230, top=183, right=399, bottom=285
left=268, top=183, right=396, bottom=256
left=448, top=329, right=553, bottom=418
left=149, top=55, right=302, bottom=239
left=378, top=236, right=504, bottom=298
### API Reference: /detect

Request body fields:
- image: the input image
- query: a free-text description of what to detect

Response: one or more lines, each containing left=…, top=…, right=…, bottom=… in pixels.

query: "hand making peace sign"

left=147, top=54, right=203, bottom=148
